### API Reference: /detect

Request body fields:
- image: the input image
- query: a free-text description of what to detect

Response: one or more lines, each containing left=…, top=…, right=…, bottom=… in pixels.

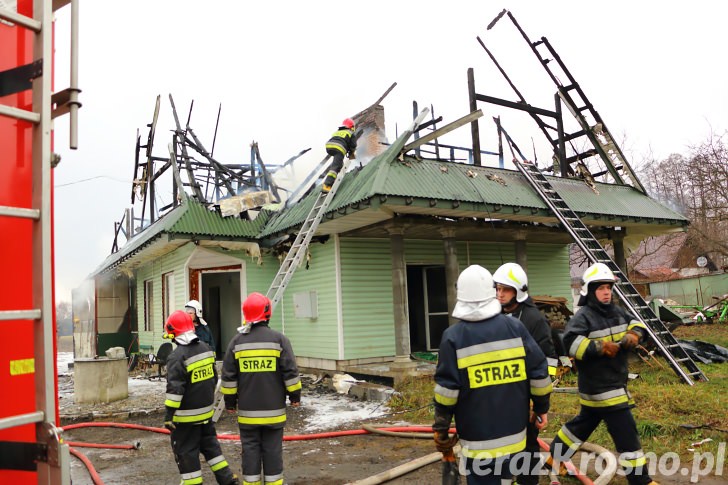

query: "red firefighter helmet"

left=342, top=118, right=355, bottom=129
left=242, top=292, right=272, bottom=323
left=164, top=310, right=195, bottom=339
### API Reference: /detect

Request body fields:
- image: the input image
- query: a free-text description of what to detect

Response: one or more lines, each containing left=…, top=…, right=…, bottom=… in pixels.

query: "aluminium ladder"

left=511, top=156, right=706, bottom=385
left=212, top=158, right=351, bottom=422
left=504, top=11, right=646, bottom=193
left=266, top=158, right=352, bottom=310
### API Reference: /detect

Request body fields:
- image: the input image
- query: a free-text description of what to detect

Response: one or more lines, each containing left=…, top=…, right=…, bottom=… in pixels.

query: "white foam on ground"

left=301, top=393, right=389, bottom=432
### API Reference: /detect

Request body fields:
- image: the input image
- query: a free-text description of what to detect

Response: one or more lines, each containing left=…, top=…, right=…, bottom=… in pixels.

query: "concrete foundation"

left=74, top=357, right=128, bottom=404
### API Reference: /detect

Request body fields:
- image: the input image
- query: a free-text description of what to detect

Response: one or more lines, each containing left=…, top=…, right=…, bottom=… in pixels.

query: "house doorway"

left=200, top=271, right=241, bottom=357
left=407, top=265, right=449, bottom=351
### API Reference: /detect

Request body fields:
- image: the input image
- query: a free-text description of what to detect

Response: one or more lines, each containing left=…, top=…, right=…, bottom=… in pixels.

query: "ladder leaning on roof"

left=497, top=123, right=706, bottom=384
left=506, top=151, right=707, bottom=385
left=266, top=157, right=352, bottom=310
left=211, top=158, right=352, bottom=422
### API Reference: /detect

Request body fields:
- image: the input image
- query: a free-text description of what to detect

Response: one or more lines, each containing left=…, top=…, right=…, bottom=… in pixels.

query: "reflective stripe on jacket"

left=325, top=127, right=356, bottom=156
left=165, top=341, right=217, bottom=424
left=562, top=303, right=646, bottom=408
left=433, top=314, right=551, bottom=459
left=221, top=323, right=301, bottom=428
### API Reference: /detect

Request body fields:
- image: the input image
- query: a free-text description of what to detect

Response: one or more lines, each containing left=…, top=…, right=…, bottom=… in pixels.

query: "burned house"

left=75, top=14, right=690, bottom=379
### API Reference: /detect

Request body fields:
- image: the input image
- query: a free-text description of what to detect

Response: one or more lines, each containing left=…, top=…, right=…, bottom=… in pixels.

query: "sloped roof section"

left=92, top=200, right=266, bottom=276
left=168, top=199, right=270, bottom=238
left=260, top=132, right=688, bottom=237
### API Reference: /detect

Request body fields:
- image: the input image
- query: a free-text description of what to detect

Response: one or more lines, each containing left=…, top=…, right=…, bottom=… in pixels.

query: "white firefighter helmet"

left=492, top=262, right=529, bottom=303
left=453, top=265, right=501, bottom=321
left=185, top=299, right=203, bottom=318
left=580, top=263, right=617, bottom=296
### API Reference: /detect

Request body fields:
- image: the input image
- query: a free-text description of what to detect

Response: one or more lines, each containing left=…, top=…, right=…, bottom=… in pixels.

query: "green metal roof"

left=260, top=132, right=687, bottom=237
left=168, top=199, right=270, bottom=238
left=93, top=199, right=267, bottom=275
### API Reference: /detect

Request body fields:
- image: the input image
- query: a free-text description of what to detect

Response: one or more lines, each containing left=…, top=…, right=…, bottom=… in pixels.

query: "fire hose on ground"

left=60, top=422, right=616, bottom=485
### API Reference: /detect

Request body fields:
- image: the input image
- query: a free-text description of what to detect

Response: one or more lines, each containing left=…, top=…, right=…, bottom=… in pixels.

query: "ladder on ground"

left=0, top=0, right=80, bottom=482
left=512, top=158, right=706, bottom=385
left=265, top=158, right=352, bottom=310
left=500, top=12, right=646, bottom=193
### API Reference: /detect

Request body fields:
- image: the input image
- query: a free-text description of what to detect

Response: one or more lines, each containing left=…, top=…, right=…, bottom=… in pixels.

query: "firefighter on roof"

left=433, top=265, right=552, bottom=485
left=322, top=117, right=357, bottom=193
left=548, top=263, right=658, bottom=485
left=163, top=310, right=239, bottom=485
left=493, top=262, right=558, bottom=485
left=221, top=292, right=301, bottom=485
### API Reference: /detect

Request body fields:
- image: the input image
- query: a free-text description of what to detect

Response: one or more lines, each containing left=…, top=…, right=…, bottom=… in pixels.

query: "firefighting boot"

left=321, top=171, right=337, bottom=193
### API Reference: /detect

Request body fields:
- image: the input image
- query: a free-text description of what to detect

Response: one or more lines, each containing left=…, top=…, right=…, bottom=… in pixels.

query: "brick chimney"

left=352, top=105, right=387, bottom=167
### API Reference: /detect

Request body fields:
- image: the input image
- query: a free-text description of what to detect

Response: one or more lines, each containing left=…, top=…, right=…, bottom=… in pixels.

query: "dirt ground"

left=61, top=386, right=441, bottom=485
left=56, top=338, right=725, bottom=484
left=60, top=386, right=727, bottom=485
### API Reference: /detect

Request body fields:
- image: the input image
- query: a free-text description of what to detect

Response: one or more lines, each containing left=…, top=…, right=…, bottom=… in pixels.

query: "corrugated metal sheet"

left=339, top=238, right=396, bottom=359
left=261, top=136, right=687, bottom=238
left=169, top=200, right=269, bottom=238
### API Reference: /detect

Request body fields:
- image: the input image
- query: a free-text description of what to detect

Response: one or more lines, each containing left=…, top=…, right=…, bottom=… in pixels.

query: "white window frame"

left=144, top=279, right=154, bottom=332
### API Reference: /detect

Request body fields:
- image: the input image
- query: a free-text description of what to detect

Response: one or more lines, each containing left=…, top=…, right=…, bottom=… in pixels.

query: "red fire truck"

left=1, top=0, right=79, bottom=483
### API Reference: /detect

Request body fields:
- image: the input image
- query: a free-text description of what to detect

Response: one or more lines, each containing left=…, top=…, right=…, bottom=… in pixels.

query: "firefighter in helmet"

left=433, top=265, right=552, bottom=484
left=322, top=118, right=357, bottom=193
left=548, top=263, right=658, bottom=485
left=163, top=310, right=239, bottom=485
left=185, top=299, right=216, bottom=353
left=492, top=262, right=558, bottom=485
left=221, top=293, right=301, bottom=485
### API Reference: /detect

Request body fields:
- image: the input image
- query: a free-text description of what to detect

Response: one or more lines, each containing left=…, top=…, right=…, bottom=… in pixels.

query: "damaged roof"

left=92, top=199, right=268, bottom=275
left=260, top=131, right=688, bottom=238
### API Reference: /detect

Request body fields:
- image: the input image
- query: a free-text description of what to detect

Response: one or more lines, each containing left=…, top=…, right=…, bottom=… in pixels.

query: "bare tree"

left=638, top=133, right=728, bottom=269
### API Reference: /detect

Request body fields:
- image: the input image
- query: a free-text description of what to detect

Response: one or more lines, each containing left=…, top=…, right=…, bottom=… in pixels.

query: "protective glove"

left=163, top=420, right=176, bottom=431
left=290, top=401, right=301, bottom=407
left=599, top=340, right=620, bottom=358
left=620, top=331, right=640, bottom=350
left=433, top=432, right=459, bottom=454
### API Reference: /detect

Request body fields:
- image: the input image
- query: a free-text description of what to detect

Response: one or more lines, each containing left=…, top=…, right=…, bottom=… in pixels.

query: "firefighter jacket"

left=505, top=297, right=559, bottom=377
left=433, top=314, right=552, bottom=459
left=325, top=127, right=357, bottom=156
left=562, top=301, right=647, bottom=409
left=221, top=322, right=301, bottom=429
left=164, top=339, right=217, bottom=424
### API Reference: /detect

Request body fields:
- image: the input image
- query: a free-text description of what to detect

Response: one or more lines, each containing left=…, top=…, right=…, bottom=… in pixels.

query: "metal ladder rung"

left=0, top=8, right=42, bottom=31
left=0, top=411, right=45, bottom=431
left=0, top=205, right=40, bottom=220
left=0, top=104, right=41, bottom=124
left=0, top=309, right=42, bottom=321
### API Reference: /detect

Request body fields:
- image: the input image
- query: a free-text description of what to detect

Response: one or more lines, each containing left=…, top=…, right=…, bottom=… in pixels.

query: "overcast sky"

left=50, top=1, right=728, bottom=303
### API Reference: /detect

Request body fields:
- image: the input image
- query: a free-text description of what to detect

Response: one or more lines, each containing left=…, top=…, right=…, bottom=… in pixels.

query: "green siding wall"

left=256, top=242, right=340, bottom=360
left=340, top=238, right=396, bottom=359
left=338, top=239, right=570, bottom=360
left=130, top=237, right=571, bottom=361
left=459, top=241, right=571, bottom=303
left=135, top=243, right=195, bottom=352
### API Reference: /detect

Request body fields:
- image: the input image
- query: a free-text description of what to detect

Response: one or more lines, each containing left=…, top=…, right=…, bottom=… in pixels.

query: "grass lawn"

left=390, top=323, right=728, bottom=482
